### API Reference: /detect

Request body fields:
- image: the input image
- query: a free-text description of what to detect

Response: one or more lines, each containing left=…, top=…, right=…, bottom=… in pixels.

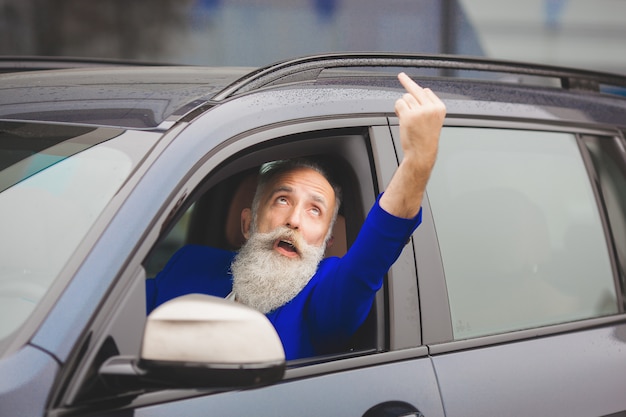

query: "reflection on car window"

left=428, top=128, right=618, bottom=339
left=0, top=122, right=123, bottom=193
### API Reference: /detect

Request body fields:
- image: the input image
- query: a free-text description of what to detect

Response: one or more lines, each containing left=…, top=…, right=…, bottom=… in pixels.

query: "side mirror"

left=99, top=294, right=285, bottom=391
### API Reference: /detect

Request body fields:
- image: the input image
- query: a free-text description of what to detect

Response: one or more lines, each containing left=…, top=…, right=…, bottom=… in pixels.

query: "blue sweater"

left=146, top=199, right=421, bottom=360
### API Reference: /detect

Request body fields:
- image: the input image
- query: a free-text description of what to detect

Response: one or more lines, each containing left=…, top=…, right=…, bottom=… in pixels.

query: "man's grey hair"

left=250, top=158, right=342, bottom=242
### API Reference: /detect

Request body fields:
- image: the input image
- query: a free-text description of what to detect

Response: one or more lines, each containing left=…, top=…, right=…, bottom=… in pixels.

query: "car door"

left=406, top=123, right=626, bottom=417
left=50, top=109, right=445, bottom=416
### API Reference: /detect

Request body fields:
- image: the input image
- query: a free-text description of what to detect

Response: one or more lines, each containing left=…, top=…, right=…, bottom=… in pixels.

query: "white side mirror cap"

left=142, top=294, right=285, bottom=365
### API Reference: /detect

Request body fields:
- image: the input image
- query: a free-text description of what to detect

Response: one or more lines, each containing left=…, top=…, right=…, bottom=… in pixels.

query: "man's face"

left=233, top=166, right=336, bottom=313
left=251, top=167, right=336, bottom=256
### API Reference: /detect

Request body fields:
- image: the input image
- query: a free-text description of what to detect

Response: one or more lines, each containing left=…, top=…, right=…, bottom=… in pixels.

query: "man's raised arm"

left=379, top=72, right=447, bottom=219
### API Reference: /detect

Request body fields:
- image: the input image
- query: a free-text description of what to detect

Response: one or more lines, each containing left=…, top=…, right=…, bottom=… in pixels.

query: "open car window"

left=143, top=127, right=386, bottom=362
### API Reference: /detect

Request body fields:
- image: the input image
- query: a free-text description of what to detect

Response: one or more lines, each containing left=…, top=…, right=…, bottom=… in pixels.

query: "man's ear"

left=241, top=208, right=252, bottom=240
left=326, top=235, right=335, bottom=248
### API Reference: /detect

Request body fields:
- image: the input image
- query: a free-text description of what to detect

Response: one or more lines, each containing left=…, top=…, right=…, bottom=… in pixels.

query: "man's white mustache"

left=231, top=225, right=325, bottom=314
left=259, top=226, right=307, bottom=255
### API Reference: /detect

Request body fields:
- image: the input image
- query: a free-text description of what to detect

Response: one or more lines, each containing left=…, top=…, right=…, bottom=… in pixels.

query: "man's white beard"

left=231, top=226, right=326, bottom=314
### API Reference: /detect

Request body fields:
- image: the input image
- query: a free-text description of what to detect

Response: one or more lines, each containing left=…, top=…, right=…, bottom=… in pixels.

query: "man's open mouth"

left=275, top=239, right=300, bottom=258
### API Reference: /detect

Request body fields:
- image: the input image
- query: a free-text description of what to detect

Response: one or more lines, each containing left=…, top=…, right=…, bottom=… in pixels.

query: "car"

left=0, top=53, right=625, bottom=417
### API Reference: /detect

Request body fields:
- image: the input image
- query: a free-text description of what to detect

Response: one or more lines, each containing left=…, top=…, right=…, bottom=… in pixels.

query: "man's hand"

left=379, top=72, right=446, bottom=219
left=395, top=72, right=446, bottom=176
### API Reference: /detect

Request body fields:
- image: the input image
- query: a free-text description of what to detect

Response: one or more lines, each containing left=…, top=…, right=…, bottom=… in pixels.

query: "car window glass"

left=0, top=130, right=158, bottom=344
left=427, top=127, right=618, bottom=339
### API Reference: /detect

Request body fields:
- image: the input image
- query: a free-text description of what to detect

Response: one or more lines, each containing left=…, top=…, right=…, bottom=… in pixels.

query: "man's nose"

left=285, top=207, right=302, bottom=229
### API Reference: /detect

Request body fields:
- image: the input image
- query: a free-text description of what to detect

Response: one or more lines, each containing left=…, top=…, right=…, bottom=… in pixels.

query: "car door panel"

left=64, top=121, right=445, bottom=417
left=125, top=358, right=445, bottom=417
left=432, top=324, right=626, bottom=417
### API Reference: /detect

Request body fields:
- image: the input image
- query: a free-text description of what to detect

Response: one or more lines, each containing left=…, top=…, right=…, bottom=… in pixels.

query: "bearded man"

left=145, top=73, right=446, bottom=360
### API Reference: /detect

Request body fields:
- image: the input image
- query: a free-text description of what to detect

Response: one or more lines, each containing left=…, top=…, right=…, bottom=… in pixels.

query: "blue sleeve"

left=307, top=195, right=422, bottom=349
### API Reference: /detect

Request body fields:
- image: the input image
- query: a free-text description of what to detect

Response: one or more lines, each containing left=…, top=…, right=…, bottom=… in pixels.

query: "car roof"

left=0, top=65, right=251, bottom=129
left=1, top=53, right=626, bottom=130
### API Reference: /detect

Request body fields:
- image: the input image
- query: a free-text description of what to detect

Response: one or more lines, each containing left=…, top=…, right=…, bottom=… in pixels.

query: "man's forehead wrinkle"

left=272, top=184, right=294, bottom=194
left=269, top=173, right=333, bottom=206
left=268, top=184, right=329, bottom=208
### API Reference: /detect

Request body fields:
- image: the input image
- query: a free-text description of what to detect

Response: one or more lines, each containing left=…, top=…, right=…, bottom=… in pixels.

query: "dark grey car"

left=1, top=54, right=625, bottom=417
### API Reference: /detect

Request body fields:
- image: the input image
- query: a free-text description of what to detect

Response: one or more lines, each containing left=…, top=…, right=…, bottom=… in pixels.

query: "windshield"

left=0, top=121, right=158, bottom=345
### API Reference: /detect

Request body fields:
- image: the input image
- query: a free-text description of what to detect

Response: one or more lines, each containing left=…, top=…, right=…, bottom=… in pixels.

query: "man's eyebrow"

left=310, top=193, right=328, bottom=208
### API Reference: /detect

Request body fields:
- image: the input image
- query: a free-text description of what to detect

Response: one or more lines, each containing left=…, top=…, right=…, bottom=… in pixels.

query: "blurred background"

left=0, top=0, right=624, bottom=74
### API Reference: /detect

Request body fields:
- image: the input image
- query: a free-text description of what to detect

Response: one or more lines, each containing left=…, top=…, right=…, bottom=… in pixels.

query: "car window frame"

left=579, top=132, right=626, bottom=311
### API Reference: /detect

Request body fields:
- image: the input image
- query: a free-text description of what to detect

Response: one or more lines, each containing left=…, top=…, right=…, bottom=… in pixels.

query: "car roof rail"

left=213, top=52, right=626, bottom=100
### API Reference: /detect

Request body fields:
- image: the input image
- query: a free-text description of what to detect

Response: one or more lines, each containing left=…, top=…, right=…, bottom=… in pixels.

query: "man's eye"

left=310, top=207, right=321, bottom=216
left=276, top=197, right=288, bottom=205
